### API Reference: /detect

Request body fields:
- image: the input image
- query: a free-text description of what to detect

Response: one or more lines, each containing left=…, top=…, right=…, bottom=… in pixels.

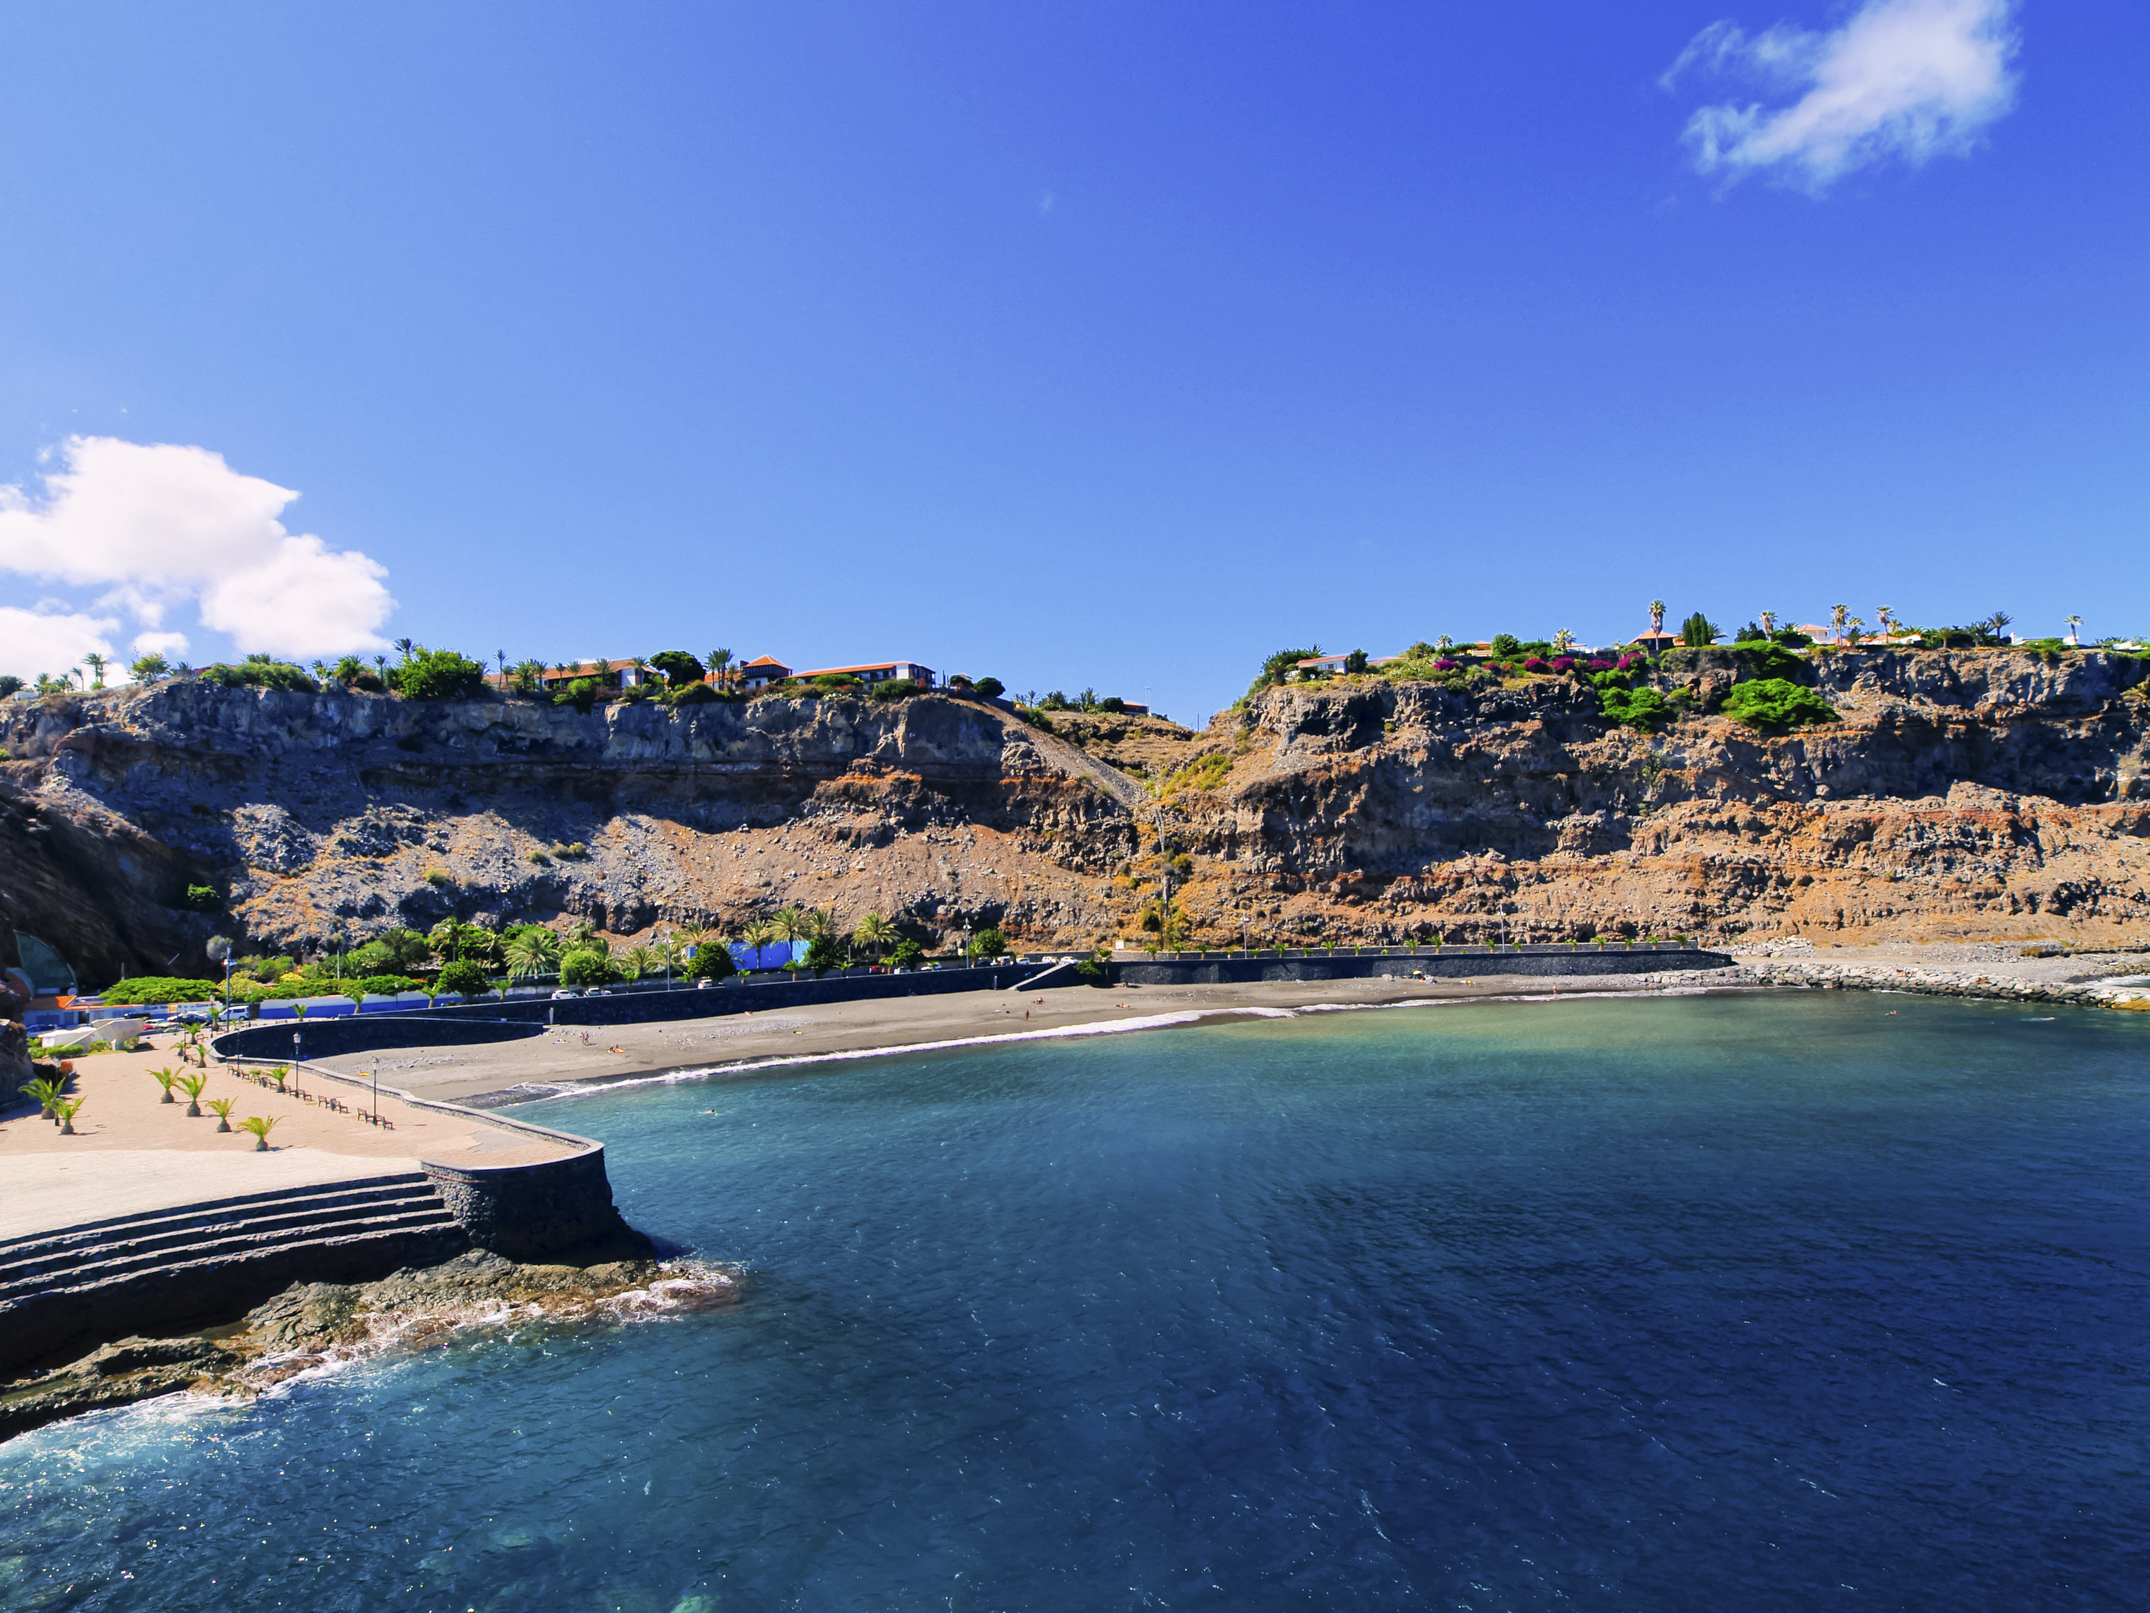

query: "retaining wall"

left=1115, top=945, right=1734, bottom=986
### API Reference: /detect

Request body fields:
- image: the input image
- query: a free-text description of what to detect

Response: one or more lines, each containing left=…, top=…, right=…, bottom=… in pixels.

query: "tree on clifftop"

left=648, top=650, right=705, bottom=687
left=394, top=646, right=489, bottom=701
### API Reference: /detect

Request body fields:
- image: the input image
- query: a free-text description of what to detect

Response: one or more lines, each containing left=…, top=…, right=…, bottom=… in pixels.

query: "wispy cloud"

left=0, top=437, right=395, bottom=667
left=0, top=605, right=118, bottom=683
left=1664, top=0, right=2021, bottom=190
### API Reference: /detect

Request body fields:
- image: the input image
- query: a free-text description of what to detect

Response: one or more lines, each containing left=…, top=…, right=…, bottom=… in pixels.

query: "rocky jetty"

left=1, top=646, right=2145, bottom=977
left=0, top=1250, right=737, bottom=1441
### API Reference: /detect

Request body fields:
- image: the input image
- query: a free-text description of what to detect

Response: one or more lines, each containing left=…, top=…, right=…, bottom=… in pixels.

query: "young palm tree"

left=853, top=911, right=897, bottom=961
left=236, top=1115, right=280, bottom=1151
left=1552, top=629, right=1575, bottom=654
left=176, top=1071, right=208, bottom=1117
left=54, top=1095, right=85, bottom=1135
left=1758, top=611, right=1776, bottom=636
left=150, top=1066, right=180, bottom=1104
left=22, top=1076, right=64, bottom=1123
left=2065, top=614, right=2082, bottom=645
left=741, top=917, right=781, bottom=968
left=206, top=1096, right=237, bottom=1133
left=393, top=637, right=415, bottom=662
left=504, top=928, right=563, bottom=979
left=564, top=917, right=601, bottom=947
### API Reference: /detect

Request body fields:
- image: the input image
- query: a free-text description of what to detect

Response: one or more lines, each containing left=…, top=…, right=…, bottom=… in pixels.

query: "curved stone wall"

left=422, top=1149, right=645, bottom=1263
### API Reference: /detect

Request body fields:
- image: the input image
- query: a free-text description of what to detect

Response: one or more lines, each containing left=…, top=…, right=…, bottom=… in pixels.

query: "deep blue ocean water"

left=4, top=990, right=2147, bottom=1611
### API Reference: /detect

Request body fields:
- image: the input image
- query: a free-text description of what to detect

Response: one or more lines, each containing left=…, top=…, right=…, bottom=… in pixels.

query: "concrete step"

left=0, top=1205, right=464, bottom=1304
left=0, top=1172, right=434, bottom=1267
left=0, top=1182, right=448, bottom=1293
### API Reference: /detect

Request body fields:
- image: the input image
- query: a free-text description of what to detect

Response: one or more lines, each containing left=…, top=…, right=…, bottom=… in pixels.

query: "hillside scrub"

left=201, top=655, right=317, bottom=694
left=1721, top=679, right=1838, bottom=731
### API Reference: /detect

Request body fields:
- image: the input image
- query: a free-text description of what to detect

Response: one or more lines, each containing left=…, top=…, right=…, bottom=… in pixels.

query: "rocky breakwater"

left=1136, top=647, right=2150, bottom=947
left=0, top=683, right=1143, bottom=974
left=0, top=1250, right=738, bottom=1442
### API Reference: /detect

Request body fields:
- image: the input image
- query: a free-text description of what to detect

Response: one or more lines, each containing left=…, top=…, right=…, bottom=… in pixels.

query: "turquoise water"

left=4, top=991, right=2148, bottom=1610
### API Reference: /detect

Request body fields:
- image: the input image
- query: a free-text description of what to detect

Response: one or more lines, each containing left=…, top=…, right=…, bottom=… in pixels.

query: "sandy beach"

left=293, top=942, right=2150, bottom=1108
left=306, top=970, right=1713, bottom=1106
left=0, top=1041, right=579, bottom=1242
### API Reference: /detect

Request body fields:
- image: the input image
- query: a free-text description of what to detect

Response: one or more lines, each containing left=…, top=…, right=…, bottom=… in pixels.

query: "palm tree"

left=708, top=649, right=733, bottom=690
left=393, top=637, right=415, bottom=663
left=620, top=944, right=659, bottom=980
left=82, top=651, right=108, bottom=688
left=1830, top=604, right=1849, bottom=642
left=563, top=916, right=600, bottom=947
left=2065, top=614, right=2082, bottom=646
left=1876, top=606, right=1896, bottom=636
left=1552, top=628, right=1575, bottom=654
left=1758, top=611, right=1776, bottom=636
left=1648, top=600, right=1667, bottom=634
left=1844, top=616, right=1866, bottom=647
left=505, top=928, right=562, bottom=979
left=854, top=911, right=897, bottom=961
left=741, top=917, right=781, bottom=969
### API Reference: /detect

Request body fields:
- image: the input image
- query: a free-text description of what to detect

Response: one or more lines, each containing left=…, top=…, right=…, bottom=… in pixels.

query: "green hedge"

left=96, top=977, right=222, bottom=1005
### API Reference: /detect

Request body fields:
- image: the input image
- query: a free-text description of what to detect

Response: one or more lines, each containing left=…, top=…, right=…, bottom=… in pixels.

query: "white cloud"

left=0, top=437, right=395, bottom=659
left=131, top=629, right=191, bottom=661
left=1665, top=0, right=2020, bottom=189
left=0, top=605, right=118, bottom=683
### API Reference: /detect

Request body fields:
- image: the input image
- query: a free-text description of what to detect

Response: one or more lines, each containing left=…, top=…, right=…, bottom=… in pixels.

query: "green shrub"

left=1020, top=707, right=1056, bottom=733
left=689, top=942, right=736, bottom=981
left=559, top=948, right=618, bottom=987
left=1598, top=684, right=1672, bottom=732
left=669, top=681, right=720, bottom=705
left=185, top=883, right=219, bottom=910
left=966, top=928, right=1009, bottom=960
left=352, top=973, right=423, bottom=997
left=617, top=682, right=651, bottom=704
left=869, top=678, right=917, bottom=701
left=1488, top=634, right=1522, bottom=658
left=1245, top=649, right=1317, bottom=698
left=1075, top=958, right=1109, bottom=984
left=553, top=678, right=600, bottom=714
left=1721, top=679, right=1838, bottom=731
left=394, top=647, right=489, bottom=701
left=435, top=959, right=490, bottom=997
left=202, top=655, right=317, bottom=693
left=1733, top=643, right=1806, bottom=682
left=96, top=976, right=221, bottom=1005
left=890, top=938, right=926, bottom=970
left=803, top=934, right=847, bottom=974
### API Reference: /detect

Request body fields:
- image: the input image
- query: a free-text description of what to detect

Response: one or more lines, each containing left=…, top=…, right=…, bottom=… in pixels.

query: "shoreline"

left=315, top=950, right=2150, bottom=1110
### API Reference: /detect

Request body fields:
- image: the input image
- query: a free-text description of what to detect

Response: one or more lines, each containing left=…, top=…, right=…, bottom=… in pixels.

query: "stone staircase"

left=0, top=1173, right=469, bottom=1375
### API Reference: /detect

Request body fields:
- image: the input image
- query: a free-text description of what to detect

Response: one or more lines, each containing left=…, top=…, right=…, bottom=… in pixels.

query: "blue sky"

left=0, top=1, right=2140, bottom=724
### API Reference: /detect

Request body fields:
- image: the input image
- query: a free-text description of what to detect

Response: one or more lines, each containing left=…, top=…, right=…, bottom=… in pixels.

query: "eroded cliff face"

left=0, top=686, right=1142, bottom=977
left=1155, top=648, right=2150, bottom=945
left=3, top=647, right=2147, bottom=979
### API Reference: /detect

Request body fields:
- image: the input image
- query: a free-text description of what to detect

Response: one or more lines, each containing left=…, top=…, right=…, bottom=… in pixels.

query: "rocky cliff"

left=3, top=647, right=2147, bottom=982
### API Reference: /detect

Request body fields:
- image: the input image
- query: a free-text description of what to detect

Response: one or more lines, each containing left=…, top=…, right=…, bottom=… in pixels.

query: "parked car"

left=170, top=1010, right=208, bottom=1026
left=551, top=989, right=580, bottom=1000
left=586, top=988, right=612, bottom=997
left=215, top=1006, right=250, bottom=1023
